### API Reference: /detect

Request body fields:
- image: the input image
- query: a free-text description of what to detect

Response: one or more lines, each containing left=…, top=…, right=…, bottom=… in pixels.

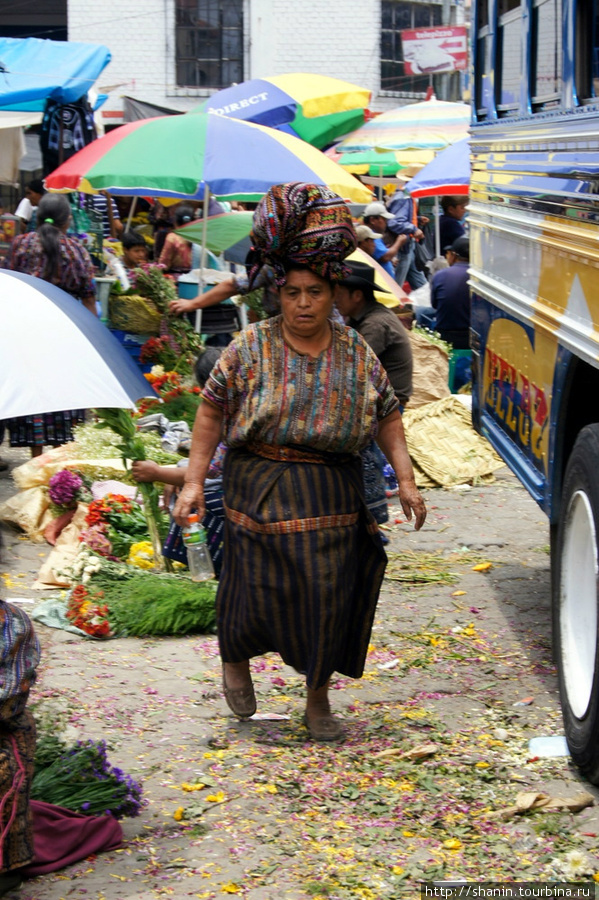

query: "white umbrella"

left=0, top=270, right=155, bottom=418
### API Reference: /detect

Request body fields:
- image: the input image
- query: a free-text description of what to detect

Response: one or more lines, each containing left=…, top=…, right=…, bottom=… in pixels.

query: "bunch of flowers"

left=62, top=547, right=104, bottom=585
left=83, top=493, right=152, bottom=561
left=143, top=369, right=181, bottom=392
left=85, top=494, right=135, bottom=527
left=48, top=469, right=91, bottom=513
left=128, top=264, right=177, bottom=311
left=94, top=410, right=169, bottom=570
left=139, top=335, right=179, bottom=370
left=31, top=739, right=145, bottom=819
left=138, top=370, right=201, bottom=427
left=128, top=540, right=155, bottom=570
left=78, top=524, right=114, bottom=558
left=66, top=584, right=112, bottom=638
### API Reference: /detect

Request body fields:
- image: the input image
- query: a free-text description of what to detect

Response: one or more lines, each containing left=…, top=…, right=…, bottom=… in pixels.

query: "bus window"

left=574, top=1, right=592, bottom=101
left=496, top=1, right=522, bottom=115
left=475, top=0, right=494, bottom=120
left=531, top=0, right=562, bottom=108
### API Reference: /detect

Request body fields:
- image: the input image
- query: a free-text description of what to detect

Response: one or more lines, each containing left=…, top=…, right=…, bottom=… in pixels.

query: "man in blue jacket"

left=430, top=236, right=470, bottom=349
left=386, top=190, right=428, bottom=291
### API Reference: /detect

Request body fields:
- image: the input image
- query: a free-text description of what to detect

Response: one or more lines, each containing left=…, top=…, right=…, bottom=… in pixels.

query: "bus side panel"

left=471, top=294, right=553, bottom=509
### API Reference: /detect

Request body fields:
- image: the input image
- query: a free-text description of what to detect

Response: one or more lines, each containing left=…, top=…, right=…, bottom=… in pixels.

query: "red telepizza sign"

left=401, top=26, right=468, bottom=75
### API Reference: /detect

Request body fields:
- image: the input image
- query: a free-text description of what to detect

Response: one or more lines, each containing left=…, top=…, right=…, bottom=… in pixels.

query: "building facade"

left=64, top=0, right=467, bottom=126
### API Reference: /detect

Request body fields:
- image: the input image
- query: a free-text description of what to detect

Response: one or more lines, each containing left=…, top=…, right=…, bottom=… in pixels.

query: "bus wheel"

left=554, top=424, right=599, bottom=782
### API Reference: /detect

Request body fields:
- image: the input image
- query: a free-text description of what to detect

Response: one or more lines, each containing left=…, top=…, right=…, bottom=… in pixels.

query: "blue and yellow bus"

left=470, top=0, right=599, bottom=780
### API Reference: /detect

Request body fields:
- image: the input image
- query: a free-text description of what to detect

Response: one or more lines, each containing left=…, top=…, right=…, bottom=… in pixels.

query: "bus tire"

left=554, top=424, right=599, bottom=782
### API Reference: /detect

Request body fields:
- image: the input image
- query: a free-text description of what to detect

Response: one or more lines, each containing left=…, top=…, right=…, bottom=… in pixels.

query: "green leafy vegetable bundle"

left=92, top=563, right=217, bottom=636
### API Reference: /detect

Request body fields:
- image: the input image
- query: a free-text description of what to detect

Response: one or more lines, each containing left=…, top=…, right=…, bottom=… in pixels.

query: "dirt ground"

left=1, top=445, right=598, bottom=900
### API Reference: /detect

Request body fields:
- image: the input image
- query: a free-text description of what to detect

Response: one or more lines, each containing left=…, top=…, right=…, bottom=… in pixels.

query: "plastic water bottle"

left=182, top=514, right=215, bottom=581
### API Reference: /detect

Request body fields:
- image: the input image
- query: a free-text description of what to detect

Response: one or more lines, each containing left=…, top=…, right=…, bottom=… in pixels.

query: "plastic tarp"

left=0, top=37, right=111, bottom=112
left=0, top=111, right=42, bottom=184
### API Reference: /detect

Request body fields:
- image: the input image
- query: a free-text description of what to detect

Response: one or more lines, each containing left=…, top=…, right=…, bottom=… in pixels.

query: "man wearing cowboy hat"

left=335, top=260, right=413, bottom=408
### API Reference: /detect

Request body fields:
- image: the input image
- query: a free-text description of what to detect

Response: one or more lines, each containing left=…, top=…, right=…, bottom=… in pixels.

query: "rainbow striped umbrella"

left=192, top=73, right=371, bottom=149
left=335, top=98, right=470, bottom=169
left=45, top=113, right=372, bottom=204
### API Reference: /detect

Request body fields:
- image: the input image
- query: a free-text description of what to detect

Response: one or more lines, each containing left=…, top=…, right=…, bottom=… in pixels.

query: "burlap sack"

left=0, top=487, right=52, bottom=541
left=34, top=504, right=89, bottom=588
left=406, top=329, right=450, bottom=409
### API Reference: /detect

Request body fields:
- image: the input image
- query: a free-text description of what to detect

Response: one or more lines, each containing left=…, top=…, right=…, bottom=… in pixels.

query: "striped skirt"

left=217, top=447, right=387, bottom=690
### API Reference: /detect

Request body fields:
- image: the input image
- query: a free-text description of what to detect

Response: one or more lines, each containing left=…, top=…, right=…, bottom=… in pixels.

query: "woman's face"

left=279, top=269, right=334, bottom=339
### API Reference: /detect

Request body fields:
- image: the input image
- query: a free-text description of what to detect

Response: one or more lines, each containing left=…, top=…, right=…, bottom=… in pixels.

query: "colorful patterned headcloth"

left=247, top=183, right=357, bottom=288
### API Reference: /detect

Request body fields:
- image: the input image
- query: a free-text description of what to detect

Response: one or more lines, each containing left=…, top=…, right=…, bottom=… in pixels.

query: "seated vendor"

left=0, top=555, right=41, bottom=895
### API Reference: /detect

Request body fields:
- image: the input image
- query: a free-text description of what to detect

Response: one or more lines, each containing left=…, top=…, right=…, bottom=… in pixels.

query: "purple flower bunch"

left=31, top=739, right=146, bottom=819
left=48, top=469, right=84, bottom=510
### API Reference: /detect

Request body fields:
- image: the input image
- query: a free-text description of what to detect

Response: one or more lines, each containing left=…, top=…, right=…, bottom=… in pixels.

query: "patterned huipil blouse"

left=202, top=316, right=399, bottom=455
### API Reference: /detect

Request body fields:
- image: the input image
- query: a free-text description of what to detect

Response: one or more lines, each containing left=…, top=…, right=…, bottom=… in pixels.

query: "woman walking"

left=174, top=183, right=426, bottom=742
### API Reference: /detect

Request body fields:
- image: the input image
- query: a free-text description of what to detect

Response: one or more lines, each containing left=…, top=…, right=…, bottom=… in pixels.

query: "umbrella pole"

left=195, top=187, right=209, bottom=334
left=126, top=196, right=137, bottom=231
left=434, top=196, right=441, bottom=257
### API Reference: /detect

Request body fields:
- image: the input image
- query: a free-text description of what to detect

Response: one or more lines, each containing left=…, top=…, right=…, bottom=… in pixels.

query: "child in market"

left=131, top=347, right=225, bottom=575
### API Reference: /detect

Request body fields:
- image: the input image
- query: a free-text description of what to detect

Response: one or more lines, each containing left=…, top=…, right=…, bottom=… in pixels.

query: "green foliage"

left=94, top=409, right=166, bottom=568
left=92, top=565, right=217, bottom=636
left=132, top=266, right=178, bottom=311
left=33, top=730, right=70, bottom=775
left=135, top=390, right=201, bottom=428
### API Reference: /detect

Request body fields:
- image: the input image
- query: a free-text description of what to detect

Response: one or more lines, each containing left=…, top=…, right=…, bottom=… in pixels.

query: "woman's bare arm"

left=375, top=412, right=426, bottom=530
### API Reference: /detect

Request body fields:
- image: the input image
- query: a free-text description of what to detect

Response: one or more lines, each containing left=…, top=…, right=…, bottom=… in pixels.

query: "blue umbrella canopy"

left=0, top=271, right=154, bottom=418
left=404, top=138, right=470, bottom=197
left=191, top=73, right=371, bottom=149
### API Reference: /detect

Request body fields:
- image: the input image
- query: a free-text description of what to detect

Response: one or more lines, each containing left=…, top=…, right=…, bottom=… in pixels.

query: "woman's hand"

left=131, top=460, right=160, bottom=482
left=398, top=479, right=427, bottom=531
left=173, top=482, right=205, bottom=525
left=169, top=297, right=194, bottom=316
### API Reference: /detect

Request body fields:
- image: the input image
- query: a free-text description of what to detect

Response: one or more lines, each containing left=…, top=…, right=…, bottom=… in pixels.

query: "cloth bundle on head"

left=247, top=183, right=357, bottom=288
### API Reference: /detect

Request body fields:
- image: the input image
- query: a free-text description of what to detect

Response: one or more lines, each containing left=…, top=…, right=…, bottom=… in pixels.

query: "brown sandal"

left=303, top=712, right=345, bottom=743
left=222, top=665, right=256, bottom=719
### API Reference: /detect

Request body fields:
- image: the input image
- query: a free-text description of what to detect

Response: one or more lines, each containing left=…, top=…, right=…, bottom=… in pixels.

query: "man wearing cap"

left=359, top=208, right=407, bottom=278
left=430, top=236, right=471, bottom=349
left=335, top=260, right=412, bottom=407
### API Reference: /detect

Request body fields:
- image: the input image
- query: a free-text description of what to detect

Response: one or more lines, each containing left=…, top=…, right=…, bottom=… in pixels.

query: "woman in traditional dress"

left=174, top=183, right=426, bottom=742
left=2, top=193, right=96, bottom=457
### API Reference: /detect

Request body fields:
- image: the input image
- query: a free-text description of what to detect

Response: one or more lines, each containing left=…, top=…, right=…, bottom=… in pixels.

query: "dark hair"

left=28, top=178, right=46, bottom=196
left=174, top=205, right=194, bottom=227
left=36, top=194, right=71, bottom=281
left=282, top=262, right=335, bottom=289
left=441, top=195, right=466, bottom=214
left=121, top=229, right=147, bottom=250
left=194, top=346, right=222, bottom=388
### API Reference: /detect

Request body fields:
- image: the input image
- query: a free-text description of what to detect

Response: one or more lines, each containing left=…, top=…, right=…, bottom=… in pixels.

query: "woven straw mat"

left=402, top=395, right=505, bottom=487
